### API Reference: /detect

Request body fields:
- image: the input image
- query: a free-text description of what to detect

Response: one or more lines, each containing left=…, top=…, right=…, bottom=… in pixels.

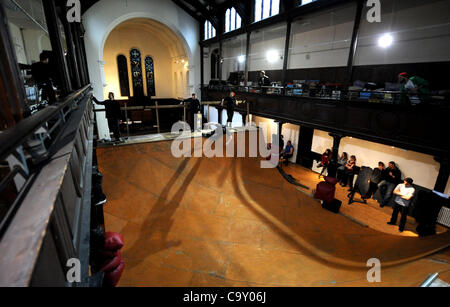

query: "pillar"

left=434, top=157, right=450, bottom=193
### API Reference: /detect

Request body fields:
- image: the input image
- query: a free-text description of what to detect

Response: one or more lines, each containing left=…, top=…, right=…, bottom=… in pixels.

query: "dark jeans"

left=390, top=204, right=408, bottom=231
left=365, top=181, right=379, bottom=198
left=340, top=170, right=354, bottom=188
left=227, top=110, right=234, bottom=123
left=282, top=153, right=293, bottom=165
left=108, top=118, right=121, bottom=140
left=378, top=180, right=396, bottom=206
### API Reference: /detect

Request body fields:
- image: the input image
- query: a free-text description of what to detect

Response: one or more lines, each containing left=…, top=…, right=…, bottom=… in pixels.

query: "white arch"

left=98, top=12, right=193, bottom=63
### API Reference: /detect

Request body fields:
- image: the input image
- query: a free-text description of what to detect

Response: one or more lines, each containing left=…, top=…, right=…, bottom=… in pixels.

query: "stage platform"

left=97, top=132, right=450, bottom=287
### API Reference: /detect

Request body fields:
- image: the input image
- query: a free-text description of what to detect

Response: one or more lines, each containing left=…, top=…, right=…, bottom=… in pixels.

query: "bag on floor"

left=314, top=176, right=337, bottom=204
left=104, top=261, right=125, bottom=287
left=100, top=251, right=122, bottom=273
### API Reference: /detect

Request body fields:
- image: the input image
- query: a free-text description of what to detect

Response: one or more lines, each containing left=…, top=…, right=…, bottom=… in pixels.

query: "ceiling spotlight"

left=266, top=50, right=279, bottom=63
left=378, top=33, right=393, bottom=48
left=238, top=55, right=245, bottom=63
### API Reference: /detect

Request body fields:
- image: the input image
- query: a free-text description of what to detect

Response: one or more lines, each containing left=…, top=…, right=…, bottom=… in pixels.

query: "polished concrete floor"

left=97, top=136, right=450, bottom=287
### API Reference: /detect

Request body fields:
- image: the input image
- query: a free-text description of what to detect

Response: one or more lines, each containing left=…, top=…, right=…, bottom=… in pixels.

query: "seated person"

left=281, top=141, right=294, bottom=165
left=340, top=155, right=356, bottom=190
left=378, top=161, right=402, bottom=207
left=387, top=178, right=415, bottom=233
left=363, top=162, right=385, bottom=200
left=398, top=72, right=430, bottom=105
left=337, top=152, right=348, bottom=171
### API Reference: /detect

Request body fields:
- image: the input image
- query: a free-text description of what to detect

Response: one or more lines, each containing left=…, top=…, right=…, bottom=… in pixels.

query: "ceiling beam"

left=172, top=0, right=203, bottom=22
left=186, top=0, right=219, bottom=28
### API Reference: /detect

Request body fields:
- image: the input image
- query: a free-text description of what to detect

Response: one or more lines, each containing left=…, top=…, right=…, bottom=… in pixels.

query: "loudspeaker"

left=354, top=166, right=373, bottom=196
left=322, top=198, right=342, bottom=214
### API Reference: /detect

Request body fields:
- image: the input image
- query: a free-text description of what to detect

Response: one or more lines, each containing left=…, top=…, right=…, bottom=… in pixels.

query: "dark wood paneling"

left=204, top=89, right=450, bottom=158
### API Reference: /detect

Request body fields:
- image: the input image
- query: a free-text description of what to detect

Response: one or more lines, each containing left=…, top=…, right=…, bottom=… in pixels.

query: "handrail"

left=0, top=87, right=94, bottom=286
left=0, top=85, right=91, bottom=162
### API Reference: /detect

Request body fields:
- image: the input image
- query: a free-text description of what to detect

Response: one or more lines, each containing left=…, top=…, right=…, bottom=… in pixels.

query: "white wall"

left=22, top=29, right=51, bottom=64
left=249, top=24, right=287, bottom=72
left=221, top=35, right=247, bottom=81
left=288, top=2, right=355, bottom=69
left=311, top=129, right=445, bottom=191
left=8, top=22, right=27, bottom=64
left=83, top=0, right=200, bottom=139
left=355, top=0, right=450, bottom=65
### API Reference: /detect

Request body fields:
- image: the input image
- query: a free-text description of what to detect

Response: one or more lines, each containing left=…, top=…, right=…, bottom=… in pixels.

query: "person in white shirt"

left=387, top=178, right=415, bottom=232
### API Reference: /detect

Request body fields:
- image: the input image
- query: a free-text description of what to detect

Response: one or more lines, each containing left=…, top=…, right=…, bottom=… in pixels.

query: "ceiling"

left=105, top=18, right=187, bottom=58
left=3, top=0, right=47, bottom=31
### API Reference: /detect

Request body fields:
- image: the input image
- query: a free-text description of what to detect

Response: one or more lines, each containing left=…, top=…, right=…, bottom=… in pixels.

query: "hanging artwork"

left=117, top=55, right=130, bottom=97
left=145, top=56, right=156, bottom=96
left=130, top=48, right=144, bottom=97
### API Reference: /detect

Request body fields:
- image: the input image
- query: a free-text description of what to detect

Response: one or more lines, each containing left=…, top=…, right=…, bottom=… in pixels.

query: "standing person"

left=387, top=178, right=415, bottom=232
left=378, top=161, right=402, bottom=207
left=185, top=93, right=200, bottom=131
left=258, top=71, right=271, bottom=94
left=363, top=162, right=385, bottom=200
left=318, top=149, right=332, bottom=179
left=93, top=93, right=122, bottom=142
left=398, top=72, right=430, bottom=105
left=279, top=135, right=285, bottom=154
left=222, top=91, right=236, bottom=128
left=31, top=51, right=56, bottom=104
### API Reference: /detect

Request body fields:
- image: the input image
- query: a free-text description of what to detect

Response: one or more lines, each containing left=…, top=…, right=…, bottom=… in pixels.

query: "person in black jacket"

left=185, top=93, right=201, bottom=131
left=363, top=162, right=385, bottom=200
left=258, top=71, right=271, bottom=94
left=31, top=52, right=56, bottom=104
left=223, top=91, right=236, bottom=128
left=378, top=161, right=402, bottom=207
left=93, top=93, right=122, bottom=141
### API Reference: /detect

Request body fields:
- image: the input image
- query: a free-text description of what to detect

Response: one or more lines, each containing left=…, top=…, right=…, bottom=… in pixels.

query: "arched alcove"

left=103, top=18, right=188, bottom=99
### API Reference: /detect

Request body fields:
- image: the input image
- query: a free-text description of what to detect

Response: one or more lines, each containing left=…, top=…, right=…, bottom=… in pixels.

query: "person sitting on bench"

left=363, top=161, right=385, bottom=200
left=281, top=141, right=294, bottom=165
left=340, top=155, right=356, bottom=190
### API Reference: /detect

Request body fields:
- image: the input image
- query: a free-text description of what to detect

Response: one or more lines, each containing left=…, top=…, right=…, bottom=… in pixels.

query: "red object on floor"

left=100, top=251, right=122, bottom=273
left=104, top=261, right=125, bottom=287
left=104, top=232, right=124, bottom=251
left=314, top=176, right=337, bottom=203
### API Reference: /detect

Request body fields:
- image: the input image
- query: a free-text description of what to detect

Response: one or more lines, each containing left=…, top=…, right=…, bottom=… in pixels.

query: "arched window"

left=204, top=20, right=216, bottom=40
left=144, top=56, right=156, bottom=97
left=130, top=48, right=144, bottom=97
left=225, top=7, right=242, bottom=33
left=254, top=0, right=280, bottom=22
left=117, top=55, right=130, bottom=97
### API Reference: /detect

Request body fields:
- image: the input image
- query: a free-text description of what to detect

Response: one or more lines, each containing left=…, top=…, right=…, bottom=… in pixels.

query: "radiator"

left=437, top=207, right=450, bottom=227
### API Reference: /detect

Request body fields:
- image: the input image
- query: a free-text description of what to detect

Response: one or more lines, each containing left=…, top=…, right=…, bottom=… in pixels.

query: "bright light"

left=266, top=50, right=279, bottom=63
left=238, top=55, right=245, bottom=63
left=378, top=33, right=393, bottom=48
